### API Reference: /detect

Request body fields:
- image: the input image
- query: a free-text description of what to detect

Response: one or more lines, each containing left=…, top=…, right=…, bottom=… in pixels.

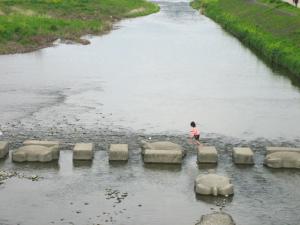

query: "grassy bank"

left=191, top=0, right=300, bottom=77
left=0, top=0, right=159, bottom=54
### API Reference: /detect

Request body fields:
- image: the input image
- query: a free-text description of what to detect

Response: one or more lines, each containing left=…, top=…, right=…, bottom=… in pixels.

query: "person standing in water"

left=189, top=121, right=201, bottom=145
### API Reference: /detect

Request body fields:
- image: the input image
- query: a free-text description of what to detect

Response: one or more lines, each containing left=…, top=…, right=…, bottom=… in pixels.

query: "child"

left=189, top=121, right=201, bottom=145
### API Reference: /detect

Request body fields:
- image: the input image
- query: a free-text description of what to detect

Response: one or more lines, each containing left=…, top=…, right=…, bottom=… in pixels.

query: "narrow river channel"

left=0, top=1, right=300, bottom=225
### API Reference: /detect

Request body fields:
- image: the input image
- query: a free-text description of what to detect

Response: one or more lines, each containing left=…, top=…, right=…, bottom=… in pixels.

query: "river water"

left=0, top=1, right=300, bottom=225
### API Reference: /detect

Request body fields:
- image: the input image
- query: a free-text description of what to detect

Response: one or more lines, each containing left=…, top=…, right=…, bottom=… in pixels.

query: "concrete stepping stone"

left=197, top=146, right=218, bottom=163
left=73, top=143, right=94, bottom=160
left=264, top=152, right=300, bottom=169
left=195, top=173, right=234, bottom=196
left=109, top=144, right=128, bottom=161
left=140, top=140, right=185, bottom=155
left=266, top=147, right=300, bottom=155
left=196, top=212, right=235, bottom=225
left=233, top=147, right=254, bottom=165
left=0, top=141, right=9, bottom=159
left=143, top=149, right=183, bottom=164
left=23, top=140, right=60, bottom=159
left=12, top=145, right=55, bottom=162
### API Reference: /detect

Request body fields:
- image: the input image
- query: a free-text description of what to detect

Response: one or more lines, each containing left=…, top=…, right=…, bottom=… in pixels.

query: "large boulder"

left=264, top=152, right=300, bottom=169
left=12, top=145, right=56, bottom=162
left=0, top=141, right=9, bottom=158
left=23, top=140, right=60, bottom=159
left=196, top=212, right=235, bottom=225
left=195, top=174, right=234, bottom=196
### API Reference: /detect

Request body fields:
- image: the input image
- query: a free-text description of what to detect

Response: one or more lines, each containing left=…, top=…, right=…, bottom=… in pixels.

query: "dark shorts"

left=194, top=135, right=200, bottom=141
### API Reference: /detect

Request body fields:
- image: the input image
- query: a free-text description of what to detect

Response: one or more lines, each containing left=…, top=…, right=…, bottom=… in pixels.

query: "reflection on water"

left=0, top=148, right=299, bottom=225
left=0, top=1, right=300, bottom=224
left=0, top=2, right=300, bottom=139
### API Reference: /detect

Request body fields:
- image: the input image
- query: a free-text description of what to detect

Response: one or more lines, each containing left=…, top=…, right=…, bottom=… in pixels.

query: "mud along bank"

left=191, top=0, right=300, bottom=77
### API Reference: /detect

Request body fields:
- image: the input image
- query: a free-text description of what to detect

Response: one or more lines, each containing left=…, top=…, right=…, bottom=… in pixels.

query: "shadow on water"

left=108, top=160, right=128, bottom=168
left=72, top=160, right=93, bottom=168
left=195, top=194, right=234, bottom=205
left=11, top=161, right=60, bottom=171
left=197, top=163, right=218, bottom=170
left=143, top=163, right=182, bottom=172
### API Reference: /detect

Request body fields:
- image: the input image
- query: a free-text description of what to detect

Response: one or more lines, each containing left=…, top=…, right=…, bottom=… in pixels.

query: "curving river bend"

left=0, top=1, right=300, bottom=225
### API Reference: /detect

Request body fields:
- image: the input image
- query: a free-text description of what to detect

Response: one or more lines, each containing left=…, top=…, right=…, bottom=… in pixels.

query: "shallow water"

left=1, top=1, right=300, bottom=139
left=0, top=1, right=300, bottom=225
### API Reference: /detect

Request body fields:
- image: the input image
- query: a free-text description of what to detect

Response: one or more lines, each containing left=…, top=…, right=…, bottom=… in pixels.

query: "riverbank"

left=191, top=0, right=300, bottom=77
left=0, top=0, right=159, bottom=54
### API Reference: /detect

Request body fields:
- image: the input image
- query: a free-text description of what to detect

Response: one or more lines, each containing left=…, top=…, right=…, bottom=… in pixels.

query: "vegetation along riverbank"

left=0, top=0, right=159, bottom=54
left=191, top=0, right=300, bottom=77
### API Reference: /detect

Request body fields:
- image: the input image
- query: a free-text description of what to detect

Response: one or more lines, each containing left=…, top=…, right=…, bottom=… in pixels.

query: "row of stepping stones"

left=0, top=140, right=300, bottom=168
left=0, top=140, right=128, bottom=162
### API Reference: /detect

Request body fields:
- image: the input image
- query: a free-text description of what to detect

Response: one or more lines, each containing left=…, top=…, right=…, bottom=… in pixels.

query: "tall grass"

left=191, top=0, right=300, bottom=77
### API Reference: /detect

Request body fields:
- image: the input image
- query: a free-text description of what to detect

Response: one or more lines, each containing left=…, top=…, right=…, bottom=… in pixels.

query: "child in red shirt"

left=189, top=121, right=201, bottom=145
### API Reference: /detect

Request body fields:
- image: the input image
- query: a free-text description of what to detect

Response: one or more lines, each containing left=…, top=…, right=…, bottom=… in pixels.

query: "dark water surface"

left=0, top=1, right=300, bottom=225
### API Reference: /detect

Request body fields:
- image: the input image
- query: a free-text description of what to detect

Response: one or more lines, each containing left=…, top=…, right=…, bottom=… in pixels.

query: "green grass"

left=191, top=0, right=300, bottom=77
left=0, top=0, right=159, bottom=54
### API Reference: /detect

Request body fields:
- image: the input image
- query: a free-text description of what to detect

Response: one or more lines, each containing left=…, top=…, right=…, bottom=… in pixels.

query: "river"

left=0, top=1, right=300, bottom=225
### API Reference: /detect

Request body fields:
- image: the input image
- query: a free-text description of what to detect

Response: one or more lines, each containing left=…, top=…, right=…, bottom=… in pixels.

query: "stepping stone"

left=0, top=141, right=9, bottom=158
left=195, top=173, right=234, bottom=196
left=143, top=149, right=182, bottom=164
left=266, top=147, right=300, bottom=155
left=140, top=140, right=185, bottom=155
left=264, top=152, right=300, bottom=169
left=197, top=146, right=218, bottom=163
left=73, top=143, right=94, bottom=160
left=233, top=147, right=254, bottom=165
left=109, top=144, right=128, bottom=161
left=23, top=140, right=60, bottom=159
left=12, top=145, right=55, bottom=162
left=196, top=212, right=235, bottom=225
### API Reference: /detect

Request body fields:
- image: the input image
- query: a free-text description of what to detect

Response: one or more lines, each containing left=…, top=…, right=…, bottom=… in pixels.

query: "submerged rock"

left=196, top=212, right=235, bottom=225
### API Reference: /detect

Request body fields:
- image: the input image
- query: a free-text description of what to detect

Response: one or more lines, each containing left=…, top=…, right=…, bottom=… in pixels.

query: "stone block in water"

left=73, top=143, right=94, bottom=160
left=12, top=145, right=55, bottom=162
left=266, top=147, right=300, bottom=155
left=143, top=149, right=182, bottom=164
left=0, top=141, right=9, bottom=158
left=264, top=152, right=300, bottom=169
left=23, top=140, right=60, bottom=159
left=109, top=144, right=128, bottom=161
left=233, top=147, right=254, bottom=165
left=196, top=212, right=235, bottom=225
left=195, top=173, right=234, bottom=196
left=140, top=140, right=185, bottom=156
left=197, top=146, right=218, bottom=163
